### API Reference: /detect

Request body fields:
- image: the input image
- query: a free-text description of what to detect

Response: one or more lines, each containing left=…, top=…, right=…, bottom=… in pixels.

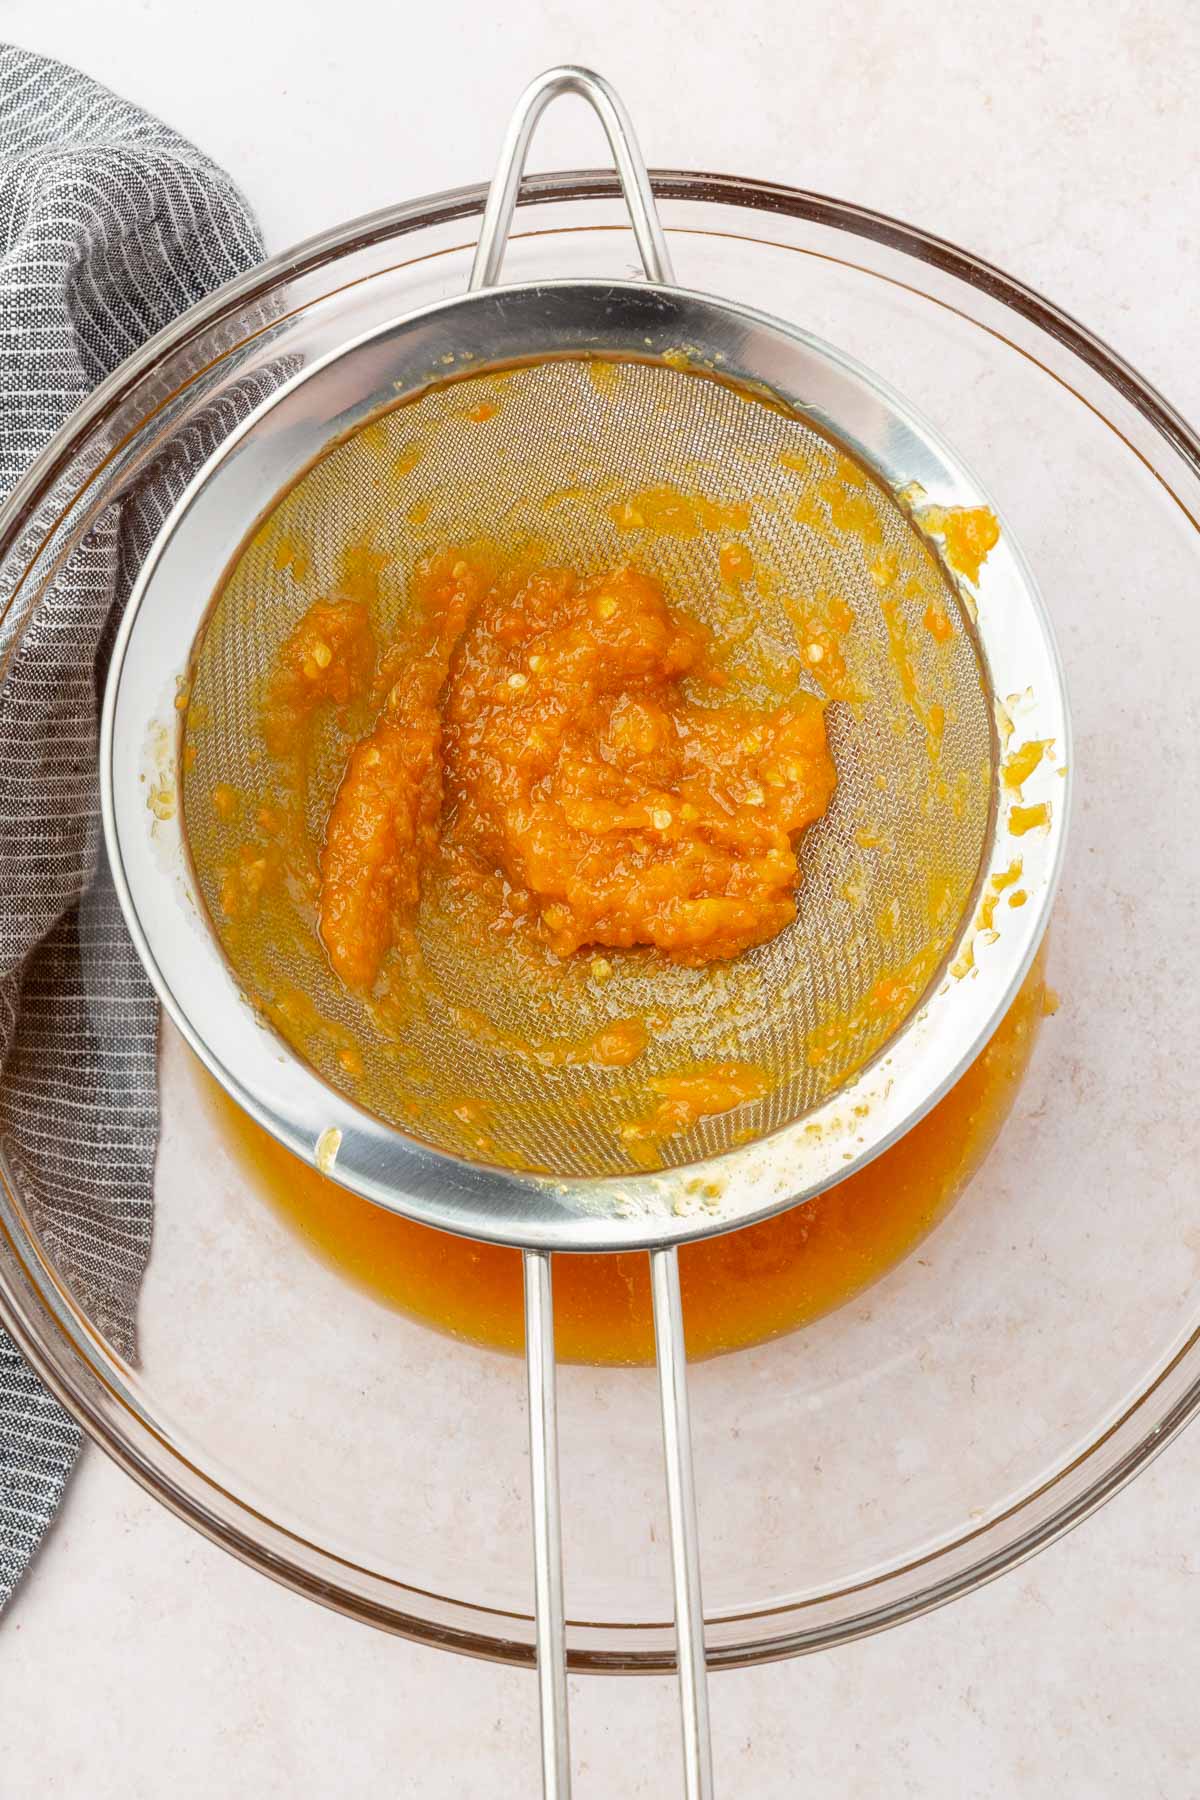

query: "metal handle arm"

left=524, top=1248, right=571, bottom=1798
left=652, top=1246, right=716, bottom=1799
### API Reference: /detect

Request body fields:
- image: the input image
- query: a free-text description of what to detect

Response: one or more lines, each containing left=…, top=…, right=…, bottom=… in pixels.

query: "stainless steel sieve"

left=101, top=66, right=1070, bottom=1800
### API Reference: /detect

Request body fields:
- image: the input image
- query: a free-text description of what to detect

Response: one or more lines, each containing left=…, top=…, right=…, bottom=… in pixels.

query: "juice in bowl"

left=191, top=943, right=1055, bottom=1366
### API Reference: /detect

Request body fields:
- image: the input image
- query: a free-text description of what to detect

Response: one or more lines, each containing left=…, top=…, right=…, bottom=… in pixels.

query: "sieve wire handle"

left=469, top=66, right=676, bottom=293
left=652, top=1246, right=716, bottom=1800
left=495, top=64, right=704, bottom=1800
left=523, top=1248, right=572, bottom=1798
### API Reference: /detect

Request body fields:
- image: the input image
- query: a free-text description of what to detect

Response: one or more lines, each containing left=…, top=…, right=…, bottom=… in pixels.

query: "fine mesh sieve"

left=181, top=354, right=993, bottom=1178
left=100, top=67, right=1070, bottom=1800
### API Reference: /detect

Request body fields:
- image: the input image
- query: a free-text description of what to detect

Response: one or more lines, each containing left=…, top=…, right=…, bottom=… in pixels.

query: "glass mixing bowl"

left=0, top=170, right=1197, bottom=1670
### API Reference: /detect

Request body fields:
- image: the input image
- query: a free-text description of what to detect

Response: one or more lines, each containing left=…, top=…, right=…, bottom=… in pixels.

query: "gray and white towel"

left=0, top=45, right=263, bottom=1610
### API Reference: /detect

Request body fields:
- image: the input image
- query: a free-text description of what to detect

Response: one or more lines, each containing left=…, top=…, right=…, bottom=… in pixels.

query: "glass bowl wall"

left=0, top=171, right=1197, bottom=1668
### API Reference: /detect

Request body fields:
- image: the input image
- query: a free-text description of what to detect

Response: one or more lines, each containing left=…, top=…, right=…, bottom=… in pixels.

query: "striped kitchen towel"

left=0, top=44, right=262, bottom=1610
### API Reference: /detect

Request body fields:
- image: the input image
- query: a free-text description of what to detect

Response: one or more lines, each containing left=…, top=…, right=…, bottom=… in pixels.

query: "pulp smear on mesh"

left=179, top=357, right=995, bottom=1175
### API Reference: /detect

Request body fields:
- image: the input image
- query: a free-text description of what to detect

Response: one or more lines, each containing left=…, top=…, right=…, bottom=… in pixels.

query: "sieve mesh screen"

left=181, top=356, right=993, bottom=1176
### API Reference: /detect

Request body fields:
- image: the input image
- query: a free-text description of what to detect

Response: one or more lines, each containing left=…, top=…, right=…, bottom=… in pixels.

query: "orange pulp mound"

left=315, top=548, right=836, bottom=987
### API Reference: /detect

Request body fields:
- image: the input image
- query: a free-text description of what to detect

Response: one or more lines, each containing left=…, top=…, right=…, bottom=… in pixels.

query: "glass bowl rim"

left=1, top=164, right=1197, bottom=1671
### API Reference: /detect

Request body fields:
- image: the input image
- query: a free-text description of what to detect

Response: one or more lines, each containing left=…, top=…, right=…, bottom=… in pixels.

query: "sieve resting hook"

left=469, top=65, right=676, bottom=293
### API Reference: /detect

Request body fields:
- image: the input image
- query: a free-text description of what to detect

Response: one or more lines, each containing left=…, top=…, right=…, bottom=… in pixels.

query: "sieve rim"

left=100, top=275, right=1072, bottom=1251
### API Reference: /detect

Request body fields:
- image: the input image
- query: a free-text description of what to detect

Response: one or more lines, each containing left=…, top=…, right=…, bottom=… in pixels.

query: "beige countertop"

left=3, top=2, right=1198, bottom=1792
